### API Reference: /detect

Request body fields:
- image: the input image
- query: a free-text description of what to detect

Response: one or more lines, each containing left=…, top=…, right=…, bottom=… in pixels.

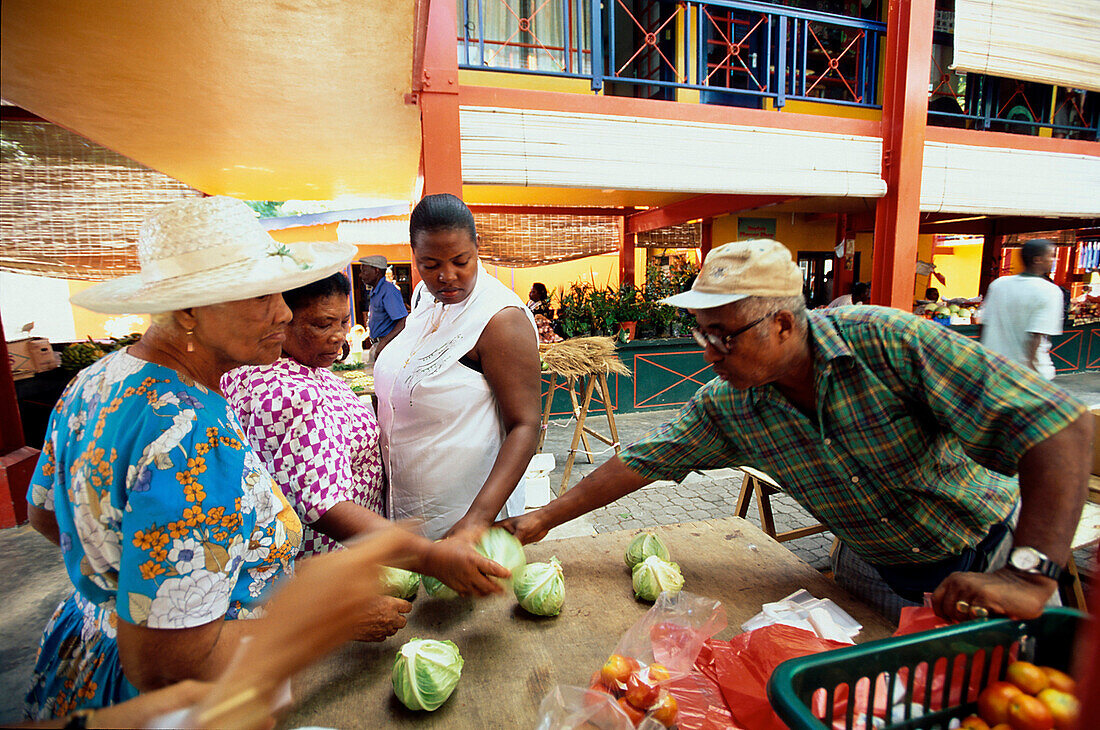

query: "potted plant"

left=614, top=284, right=646, bottom=341
left=558, top=283, right=594, bottom=338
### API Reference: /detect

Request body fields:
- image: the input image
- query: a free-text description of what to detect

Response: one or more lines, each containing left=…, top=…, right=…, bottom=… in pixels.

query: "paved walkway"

left=0, top=371, right=1097, bottom=721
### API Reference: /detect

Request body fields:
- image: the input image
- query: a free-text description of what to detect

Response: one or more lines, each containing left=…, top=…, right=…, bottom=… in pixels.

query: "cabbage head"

left=391, top=637, right=464, bottom=711
left=422, top=575, right=459, bottom=599
left=379, top=566, right=420, bottom=600
left=474, top=527, right=527, bottom=589
left=631, top=555, right=684, bottom=602
left=513, top=556, right=565, bottom=616
left=624, top=531, right=671, bottom=569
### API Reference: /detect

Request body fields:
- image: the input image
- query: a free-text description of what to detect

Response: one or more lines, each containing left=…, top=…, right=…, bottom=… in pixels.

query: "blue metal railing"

left=458, top=0, right=1097, bottom=139
left=459, top=0, right=884, bottom=109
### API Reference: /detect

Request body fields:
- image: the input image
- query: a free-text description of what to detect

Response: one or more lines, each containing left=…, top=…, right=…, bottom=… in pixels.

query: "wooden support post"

left=0, top=315, right=39, bottom=527
left=558, top=372, right=621, bottom=495
left=871, top=0, right=934, bottom=308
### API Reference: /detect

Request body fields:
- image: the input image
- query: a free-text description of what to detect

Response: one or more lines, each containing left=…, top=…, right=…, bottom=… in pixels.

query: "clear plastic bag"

left=535, top=591, right=728, bottom=729
left=612, top=591, right=727, bottom=679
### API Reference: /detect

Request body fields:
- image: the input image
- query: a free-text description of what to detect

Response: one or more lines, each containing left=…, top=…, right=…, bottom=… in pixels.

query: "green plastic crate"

left=767, top=607, right=1086, bottom=730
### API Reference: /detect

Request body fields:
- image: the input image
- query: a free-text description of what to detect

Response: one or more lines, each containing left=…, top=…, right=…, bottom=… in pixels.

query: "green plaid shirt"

left=620, top=306, right=1086, bottom=566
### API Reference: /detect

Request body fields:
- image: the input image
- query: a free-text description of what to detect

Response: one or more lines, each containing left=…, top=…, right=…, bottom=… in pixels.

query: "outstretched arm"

left=499, top=456, right=653, bottom=544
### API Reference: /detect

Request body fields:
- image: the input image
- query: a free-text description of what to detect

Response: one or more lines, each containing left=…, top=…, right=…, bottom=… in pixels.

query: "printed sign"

left=737, top=217, right=776, bottom=239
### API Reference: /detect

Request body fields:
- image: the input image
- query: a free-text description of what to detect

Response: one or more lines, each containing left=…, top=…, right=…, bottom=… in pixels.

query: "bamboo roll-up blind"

left=1, top=120, right=201, bottom=280
left=473, top=212, right=621, bottom=267
left=953, top=0, right=1100, bottom=93
left=636, top=222, right=701, bottom=249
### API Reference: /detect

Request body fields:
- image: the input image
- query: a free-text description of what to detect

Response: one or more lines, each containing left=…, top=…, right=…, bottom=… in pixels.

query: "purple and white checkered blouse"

left=222, top=357, right=384, bottom=559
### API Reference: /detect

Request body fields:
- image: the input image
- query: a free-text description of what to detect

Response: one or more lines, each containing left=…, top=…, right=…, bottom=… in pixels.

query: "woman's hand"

left=422, top=537, right=510, bottom=596
left=352, top=595, right=412, bottom=642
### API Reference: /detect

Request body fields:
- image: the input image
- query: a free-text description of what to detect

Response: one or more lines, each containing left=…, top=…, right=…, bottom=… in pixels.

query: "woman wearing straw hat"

left=20, top=196, right=404, bottom=719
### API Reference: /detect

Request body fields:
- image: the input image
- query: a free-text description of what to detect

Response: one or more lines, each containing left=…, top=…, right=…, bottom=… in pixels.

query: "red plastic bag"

left=697, top=624, right=854, bottom=730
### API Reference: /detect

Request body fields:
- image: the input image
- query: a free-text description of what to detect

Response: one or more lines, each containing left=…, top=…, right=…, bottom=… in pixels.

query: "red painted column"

left=419, top=0, right=462, bottom=197
left=701, top=219, right=714, bottom=260
left=833, top=213, right=854, bottom=296
left=0, top=314, right=39, bottom=527
left=872, top=0, right=934, bottom=308
left=620, top=228, right=636, bottom=288
left=978, top=225, right=1002, bottom=296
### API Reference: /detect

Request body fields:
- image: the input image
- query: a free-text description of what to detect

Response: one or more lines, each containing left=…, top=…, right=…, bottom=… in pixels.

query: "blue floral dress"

left=24, top=350, right=302, bottom=719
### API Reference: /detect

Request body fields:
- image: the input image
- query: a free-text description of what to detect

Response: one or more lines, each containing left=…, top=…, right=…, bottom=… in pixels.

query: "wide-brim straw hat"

left=71, top=196, right=358, bottom=314
left=661, top=238, right=804, bottom=310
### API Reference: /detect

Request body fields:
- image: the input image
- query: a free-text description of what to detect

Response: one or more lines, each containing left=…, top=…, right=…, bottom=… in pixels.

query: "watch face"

left=1010, top=547, right=1041, bottom=571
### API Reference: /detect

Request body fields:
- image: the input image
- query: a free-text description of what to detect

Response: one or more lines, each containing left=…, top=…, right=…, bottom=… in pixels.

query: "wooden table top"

left=281, top=517, right=894, bottom=729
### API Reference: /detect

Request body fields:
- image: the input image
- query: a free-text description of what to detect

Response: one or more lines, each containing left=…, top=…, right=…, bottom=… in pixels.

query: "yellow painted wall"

left=67, top=281, right=150, bottom=339
left=483, top=249, right=649, bottom=301
left=913, top=234, right=938, bottom=302
left=763, top=98, right=882, bottom=122
left=931, top=239, right=984, bottom=299
left=459, top=69, right=591, bottom=94
left=712, top=213, right=838, bottom=253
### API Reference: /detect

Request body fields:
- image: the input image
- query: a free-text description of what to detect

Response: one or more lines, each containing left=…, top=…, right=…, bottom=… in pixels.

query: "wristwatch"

left=1006, top=546, right=1066, bottom=583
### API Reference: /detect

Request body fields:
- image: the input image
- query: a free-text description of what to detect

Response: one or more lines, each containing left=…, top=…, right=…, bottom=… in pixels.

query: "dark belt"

left=872, top=520, right=1013, bottom=603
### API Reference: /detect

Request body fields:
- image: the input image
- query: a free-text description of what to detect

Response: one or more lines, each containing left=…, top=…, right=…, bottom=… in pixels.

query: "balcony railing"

left=459, top=0, right=883, bottom=108
left=458, top=0, right=1098, bottom=139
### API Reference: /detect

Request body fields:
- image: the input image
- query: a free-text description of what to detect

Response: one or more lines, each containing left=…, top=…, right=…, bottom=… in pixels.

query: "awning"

left=953, top=0, right=1100, bottom=92
left=1, top=1, right=421, bottom=201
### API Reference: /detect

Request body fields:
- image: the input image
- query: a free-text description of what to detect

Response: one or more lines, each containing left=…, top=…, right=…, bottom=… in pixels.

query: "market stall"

left=282, top=517, right=894, bottom=728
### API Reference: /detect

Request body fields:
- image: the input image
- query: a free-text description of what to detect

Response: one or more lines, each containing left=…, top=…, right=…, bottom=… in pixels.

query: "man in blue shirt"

left=360, top=255, right=407, bottom=356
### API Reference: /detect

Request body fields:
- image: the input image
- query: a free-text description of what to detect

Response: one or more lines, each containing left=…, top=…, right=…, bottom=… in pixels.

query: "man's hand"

left=931, top=568, right=1055, bottom=622
left=422, top=537, right=509, bottom=597
left=353, top=595, right=412, bottom=642
left=496, top=511, right=550, bottom=545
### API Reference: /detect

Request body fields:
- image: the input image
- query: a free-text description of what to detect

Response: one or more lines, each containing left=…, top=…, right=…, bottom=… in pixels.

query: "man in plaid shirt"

left=502, top=240, right=1091, bottom=622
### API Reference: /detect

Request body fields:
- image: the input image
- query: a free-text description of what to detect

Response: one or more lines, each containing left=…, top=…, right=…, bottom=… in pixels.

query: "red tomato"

left=960, top=714, right=991, bottom=730
left=617, top=696, right=645, bottom=726
left=1006, top=693, right=1054, bottom=730
left=978, top=681, right=1024, bottom=726
left=1006, top=661, right=1049, bottom=695
left=1039, top=667, right=1076, bottom=695
left=991, top=725, right=1012, bottom=730
left=600, top=654, right=636, bottom=686
left=651, top=693, right=678, bottom=727
left=647, top=663, right=671, bottom=683
left=588, top=670, right=616, bottom=697
left=1036, top=688, right=1080, bottom=729
left=624, top=672, right=661, bottom=710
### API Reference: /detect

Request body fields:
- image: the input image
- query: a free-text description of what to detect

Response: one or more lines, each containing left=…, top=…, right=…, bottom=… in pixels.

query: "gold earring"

left=185, top=328, right=195, bottom=352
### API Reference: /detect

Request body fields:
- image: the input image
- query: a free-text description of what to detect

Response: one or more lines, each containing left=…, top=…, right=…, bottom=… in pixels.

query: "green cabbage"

left=474, top=527, right=527, bottom=589
left=379, top=566, right=420, bottom=600
left=422, top=575, right=459, bottom=599
left=513, top=556, right=565, bottom=616
left=391, top=638, right=464, bottom=711
left=624, top=531, right=671, bottom=569
left=631, top=555, right=684, bottom=602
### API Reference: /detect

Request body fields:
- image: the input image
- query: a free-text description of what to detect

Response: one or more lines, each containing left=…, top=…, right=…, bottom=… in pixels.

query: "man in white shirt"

left=980, top=239, right=1063, bottom=379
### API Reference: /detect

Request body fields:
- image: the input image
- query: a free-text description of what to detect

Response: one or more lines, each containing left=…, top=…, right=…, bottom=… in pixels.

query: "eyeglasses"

left=691, top=315, right=768, bottom=355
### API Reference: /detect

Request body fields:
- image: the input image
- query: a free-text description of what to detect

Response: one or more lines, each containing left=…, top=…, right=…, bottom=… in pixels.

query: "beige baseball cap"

left=661, top=239, right=804, bottom=309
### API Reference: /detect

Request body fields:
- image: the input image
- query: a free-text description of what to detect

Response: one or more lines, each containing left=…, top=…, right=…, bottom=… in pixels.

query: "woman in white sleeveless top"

left=373, top=194, right=541, bottom=542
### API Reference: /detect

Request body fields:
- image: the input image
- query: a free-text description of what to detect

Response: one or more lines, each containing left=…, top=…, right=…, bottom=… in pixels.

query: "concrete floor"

left=1, top=370, right=1098, bottom=722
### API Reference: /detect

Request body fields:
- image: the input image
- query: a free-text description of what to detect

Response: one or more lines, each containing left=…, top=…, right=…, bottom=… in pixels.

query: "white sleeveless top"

left=373, top=262, right=537, bottom=539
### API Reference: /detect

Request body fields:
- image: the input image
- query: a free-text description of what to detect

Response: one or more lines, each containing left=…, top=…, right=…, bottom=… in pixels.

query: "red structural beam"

left=626, top=194, right=795, bottom=235
left=459, top=86, right=883, bottom=139
left=468, top=205, right=625, bottom=216
left=871, top=0, right=934, bottom=308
